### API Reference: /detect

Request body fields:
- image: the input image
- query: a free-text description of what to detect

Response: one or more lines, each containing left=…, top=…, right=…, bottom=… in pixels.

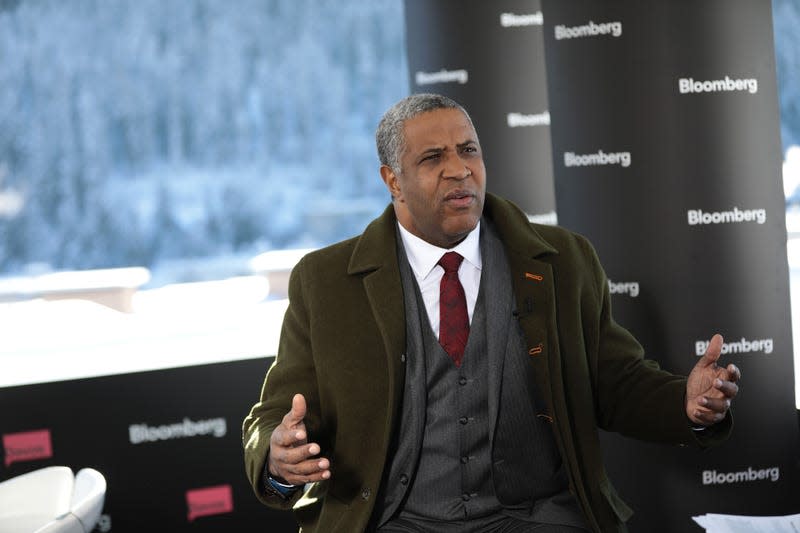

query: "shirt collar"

left=397, top=221, right=482, bottom=281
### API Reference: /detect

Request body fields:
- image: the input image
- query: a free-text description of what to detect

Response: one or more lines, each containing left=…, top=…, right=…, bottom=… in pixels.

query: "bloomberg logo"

left=415, top=69, right=468, bottom=86
left=564, top=150, right=631, bottom=168
left=129, top=417, right=227, bottom=444
left=608, top=280, right=639, bottom=298
left=679, top=76, right=758, bottom=95
left=687, top=207, right=766, bottom=226
left=703, top=466, right=780, bottom=485
left=555, top=20, right=622, bottom=40
left=507, top=111, right=550, bottom=128
left=695, top=337, right=773, bottom=356
left=500, top=12, right=543, bottom=27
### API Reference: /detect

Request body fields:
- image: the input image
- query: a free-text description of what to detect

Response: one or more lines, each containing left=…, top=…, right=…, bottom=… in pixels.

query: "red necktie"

left=438, top=252, right=469, bottom=367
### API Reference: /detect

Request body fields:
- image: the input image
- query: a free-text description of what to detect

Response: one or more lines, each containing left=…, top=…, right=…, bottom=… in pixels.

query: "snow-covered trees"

left=0, top=0, right=408, bottom=279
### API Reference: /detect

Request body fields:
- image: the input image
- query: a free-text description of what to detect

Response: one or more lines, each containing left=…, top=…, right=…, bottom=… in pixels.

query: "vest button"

left=361, top=487, right=371, bottom=500
left=400, top=353, right=406, bottom=363
left=458, top=377, right=467, bottom=385
left=400, top=474, right=409, bottom=485
left=459, top=416, right=468, bottom=425
left=461, top=493, right=471, bottom=501
left=460, top=456, right=469, bottom=464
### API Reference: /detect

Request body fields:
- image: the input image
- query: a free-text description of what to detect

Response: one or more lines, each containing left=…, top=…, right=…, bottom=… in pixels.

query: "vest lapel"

left=480, top=222, right=512, bottom=444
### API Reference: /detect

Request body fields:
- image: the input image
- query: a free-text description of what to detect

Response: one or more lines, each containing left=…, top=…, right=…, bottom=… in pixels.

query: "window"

left=0, top=0, right=409, bottom=384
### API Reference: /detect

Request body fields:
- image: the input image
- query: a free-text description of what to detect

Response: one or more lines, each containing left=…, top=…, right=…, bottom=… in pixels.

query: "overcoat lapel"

left=508, top=259, right=560, bottom=418
left=347, top=205, right=407, bottom=416
left=483, top=195, right=561, bottom=420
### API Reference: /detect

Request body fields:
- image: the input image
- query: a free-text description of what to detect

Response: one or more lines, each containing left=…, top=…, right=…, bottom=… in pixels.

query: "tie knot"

left=438, top=251, right=464, bottom=274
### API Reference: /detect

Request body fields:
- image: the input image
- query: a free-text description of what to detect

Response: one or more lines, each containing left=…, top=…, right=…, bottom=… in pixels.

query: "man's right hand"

left=268, top=393, right=331, bottom=485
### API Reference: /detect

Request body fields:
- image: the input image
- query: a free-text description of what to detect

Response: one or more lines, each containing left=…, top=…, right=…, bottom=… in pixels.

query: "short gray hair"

left=376, top=93, right=473, bottom=173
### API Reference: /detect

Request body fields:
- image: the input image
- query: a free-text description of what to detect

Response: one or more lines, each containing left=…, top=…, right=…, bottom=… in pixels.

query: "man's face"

left=381, top=108, right=486, bottom=249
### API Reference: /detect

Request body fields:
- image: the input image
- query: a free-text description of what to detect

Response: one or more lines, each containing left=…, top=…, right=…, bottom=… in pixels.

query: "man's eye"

left=421, top=154, right=440, bottom=163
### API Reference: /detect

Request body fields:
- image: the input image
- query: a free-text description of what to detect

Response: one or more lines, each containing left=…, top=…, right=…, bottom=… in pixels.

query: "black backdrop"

left=405, top=0, right=556, bottom=223
left=405, top=0, right=799, bottom=531
left=1, top=358, right=296, bottom=531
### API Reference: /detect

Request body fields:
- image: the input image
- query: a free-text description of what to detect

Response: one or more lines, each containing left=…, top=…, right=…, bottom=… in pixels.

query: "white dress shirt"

left=397, top=222, right=482, bottom=340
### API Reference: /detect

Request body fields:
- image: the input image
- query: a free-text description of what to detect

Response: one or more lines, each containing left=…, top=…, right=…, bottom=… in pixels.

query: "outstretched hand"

left=686, top=334, right=741, bottom=426
left=268, top=393, right=331, bottom=486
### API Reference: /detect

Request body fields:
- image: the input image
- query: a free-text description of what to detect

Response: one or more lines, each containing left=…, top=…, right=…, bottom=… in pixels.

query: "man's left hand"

left=686, top=333, right=741, bottom=426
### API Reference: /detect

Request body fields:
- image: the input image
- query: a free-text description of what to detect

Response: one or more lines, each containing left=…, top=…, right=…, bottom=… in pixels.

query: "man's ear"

left=380, top=165, right=401, bottom=200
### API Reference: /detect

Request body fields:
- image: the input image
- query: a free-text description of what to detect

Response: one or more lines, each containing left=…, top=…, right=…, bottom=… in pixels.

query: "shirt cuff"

left=263, top=470, right=302, bottom=499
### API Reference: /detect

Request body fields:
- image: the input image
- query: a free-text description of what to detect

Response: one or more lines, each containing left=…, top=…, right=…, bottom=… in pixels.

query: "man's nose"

left=442, top=153, right=471, bottom=179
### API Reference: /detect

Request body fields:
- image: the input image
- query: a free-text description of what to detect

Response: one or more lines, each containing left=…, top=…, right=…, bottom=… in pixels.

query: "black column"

left=542, top=0, right=798, bottom=530
left=404, top=0, right=556, bottom=222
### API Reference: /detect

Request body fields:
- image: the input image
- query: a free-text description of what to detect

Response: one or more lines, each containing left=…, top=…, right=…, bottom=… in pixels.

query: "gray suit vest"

left=374, top=221, right=585, bottom=530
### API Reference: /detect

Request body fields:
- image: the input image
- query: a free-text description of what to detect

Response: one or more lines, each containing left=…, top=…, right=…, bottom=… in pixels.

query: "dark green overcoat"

left=243, top=193, right=729, bottom=532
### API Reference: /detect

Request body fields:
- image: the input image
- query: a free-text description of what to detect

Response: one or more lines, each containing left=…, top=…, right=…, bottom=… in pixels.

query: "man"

left=243, top=94, right=740, bottom=532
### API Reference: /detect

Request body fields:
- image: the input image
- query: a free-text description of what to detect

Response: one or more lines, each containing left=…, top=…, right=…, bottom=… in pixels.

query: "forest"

left=0, top=0, right=798, bottom=286
left=0, top=0, right=407, bottom=284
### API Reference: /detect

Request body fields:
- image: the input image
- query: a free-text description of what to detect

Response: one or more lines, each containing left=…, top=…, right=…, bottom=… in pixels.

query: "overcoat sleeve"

left=575, top=233, right=731, bottom=445
left=242, top=256, right=322, bottom=509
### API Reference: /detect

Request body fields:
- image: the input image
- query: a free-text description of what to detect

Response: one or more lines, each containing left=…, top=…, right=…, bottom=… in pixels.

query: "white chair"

left=0, top=466, right=106, bottom=533
left=0, top=466, right=74, bottom=533
left=33, top=515, right=83, bottom=533
left=67, top=469, right=106, bottom=533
